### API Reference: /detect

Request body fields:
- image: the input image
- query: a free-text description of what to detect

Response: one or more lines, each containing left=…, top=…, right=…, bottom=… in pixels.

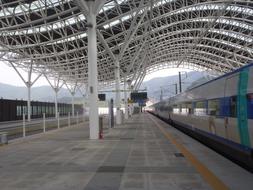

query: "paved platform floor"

left=0, top=113, right=252, bottom=190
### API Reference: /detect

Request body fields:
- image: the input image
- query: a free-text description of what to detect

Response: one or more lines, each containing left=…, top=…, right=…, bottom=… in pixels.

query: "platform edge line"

left=148, top=114, right=229, bottom=190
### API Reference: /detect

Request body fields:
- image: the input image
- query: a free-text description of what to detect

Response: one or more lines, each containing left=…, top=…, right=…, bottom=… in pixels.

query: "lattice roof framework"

left=0, top=0, right=252, bottom=89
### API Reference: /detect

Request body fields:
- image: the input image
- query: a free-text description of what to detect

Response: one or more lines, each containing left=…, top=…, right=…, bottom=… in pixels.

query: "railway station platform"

left=0, top=113, right=252, bottom=190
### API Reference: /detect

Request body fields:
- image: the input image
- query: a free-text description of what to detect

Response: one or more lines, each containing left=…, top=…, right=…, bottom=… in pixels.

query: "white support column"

left=71, top=92, right=75, bottom=117
left=87, top=9, right=99, bottom=139
left=57, top=112, right=60, bottom=129
left=27, top=63, right=32, bottom=122
left=23, top=113, right=26, bottom=137
left=76, top=0, right=106, bottom=139
left=115, top=59, right=121, bottom=125
left=44, top=75, right=63, bottom=119
left=124, top=78, right=128, bottom=120
left=27, top=83, right=31, bottom=121
left=10, top=61, right=41, bottom=122
left=54, top=88, right=59, bottom=118
left=83, top=95, right=86, bottom=118
left=65, top=82, right=77, bottom=118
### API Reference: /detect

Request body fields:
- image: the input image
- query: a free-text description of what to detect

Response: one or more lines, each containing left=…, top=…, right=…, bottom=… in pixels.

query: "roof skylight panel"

left=99, top=1, right=116, bottom=14
left=102, top=6, right=146, bottom=30
left=47, top=32, right=87, bottom=45
left=172, top=4, right=253, bottom=16
left=210, top=29, right=253, bottom=43
left=99, top=0, right=127, bottom=14
left=0, top=0, right=69, bottom=16
left=1, top=14, right=86, bottom=36
left=212, top=38, right=253, bottom=54
left=194, top=18, right=253, bottom=31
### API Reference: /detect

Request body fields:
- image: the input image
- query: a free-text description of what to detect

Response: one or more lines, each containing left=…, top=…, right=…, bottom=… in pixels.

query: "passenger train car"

left=0, top=99, right=83, bottom=122
left=150, top=63, right=253, bottom=172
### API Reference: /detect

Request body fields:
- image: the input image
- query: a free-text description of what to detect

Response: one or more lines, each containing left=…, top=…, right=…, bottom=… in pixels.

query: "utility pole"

left=174, top=83, right=178, bottom=95
left=160, top=87, right=163, bottom=101
left=179, top=72, right=182, bottom=93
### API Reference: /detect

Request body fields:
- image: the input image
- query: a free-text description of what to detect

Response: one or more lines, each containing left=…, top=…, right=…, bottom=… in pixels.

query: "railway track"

left=0, top=116, right=87, bottom=140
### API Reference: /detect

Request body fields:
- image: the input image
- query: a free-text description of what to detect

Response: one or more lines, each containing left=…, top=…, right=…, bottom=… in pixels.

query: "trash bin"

left=0, top=133, right=8, bottom=144
left=99, top=116, right=103, bottom=139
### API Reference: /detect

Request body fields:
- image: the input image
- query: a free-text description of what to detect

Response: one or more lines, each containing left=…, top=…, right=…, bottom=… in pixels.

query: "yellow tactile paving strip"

left=148, top=114, right=229, bottom=190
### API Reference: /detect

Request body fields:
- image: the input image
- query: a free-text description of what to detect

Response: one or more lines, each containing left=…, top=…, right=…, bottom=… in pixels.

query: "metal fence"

left=0, top=112, right=87, bottom=141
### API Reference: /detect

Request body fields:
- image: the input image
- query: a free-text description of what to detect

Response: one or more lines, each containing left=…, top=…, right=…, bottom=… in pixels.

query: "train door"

left=224, top=74, right=239, bottom=143
left=0, top=99, right=2, bottom=121
left=224, top=71, right=251, bottom=147
left=237, top=68, right=251, bottom=147
left=247, top=68, right=253, bottom=148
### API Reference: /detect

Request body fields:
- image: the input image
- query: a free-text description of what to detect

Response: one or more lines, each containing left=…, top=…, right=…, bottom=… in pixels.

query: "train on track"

left=149, top=63, right=253, bottom=172
left=0, top=99, right=83, bottom=122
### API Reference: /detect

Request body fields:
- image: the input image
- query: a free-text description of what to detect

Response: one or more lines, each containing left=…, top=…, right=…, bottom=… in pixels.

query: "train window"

left=208, top=99, right=220, bottom=116
left=247, top=93, right=253, bottom=119
left=184, top=102, right=192, bottom=114
left=180, top=103, right=191, bottom=114
left=173, top=104, right=180, bottom=113
left=194, top=101, right=206, bottom=116
left=230, top=96, right=237, bottom=117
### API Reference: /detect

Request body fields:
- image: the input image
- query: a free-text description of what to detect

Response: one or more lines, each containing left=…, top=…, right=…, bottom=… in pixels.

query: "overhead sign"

left=130, top=92, right=148, bottom=103
left=98, top=94, right=106, bottom=101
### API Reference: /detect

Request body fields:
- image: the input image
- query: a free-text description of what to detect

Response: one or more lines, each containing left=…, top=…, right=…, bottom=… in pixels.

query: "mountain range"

left=141, top=71, right=214, bottom=102
left=0, top=71, right=214, bottom=103
left=0, top=83, right=83, bottom=103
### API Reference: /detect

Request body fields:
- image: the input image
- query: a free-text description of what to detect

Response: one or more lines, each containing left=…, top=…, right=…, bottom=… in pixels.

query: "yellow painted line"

left=148, top=114, right=229, bottom=190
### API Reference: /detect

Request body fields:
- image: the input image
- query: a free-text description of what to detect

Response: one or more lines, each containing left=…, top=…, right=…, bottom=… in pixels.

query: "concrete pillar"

left=87, top=11, right=99, bottom=139
left=115, top=59, right=121, bottom=125
left=124, top=78, right=128, bottom=120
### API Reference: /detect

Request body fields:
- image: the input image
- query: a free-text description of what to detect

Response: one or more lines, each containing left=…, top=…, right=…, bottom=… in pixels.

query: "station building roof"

left=0, top=0, right=252, bottom=88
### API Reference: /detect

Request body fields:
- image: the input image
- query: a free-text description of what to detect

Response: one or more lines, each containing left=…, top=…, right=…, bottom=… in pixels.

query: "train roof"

left=185, top=61, right=253, bottom=93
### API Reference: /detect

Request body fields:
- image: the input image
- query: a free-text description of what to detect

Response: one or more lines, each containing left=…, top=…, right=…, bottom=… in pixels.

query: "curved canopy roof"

left=0, top=0, right=252, bottom=88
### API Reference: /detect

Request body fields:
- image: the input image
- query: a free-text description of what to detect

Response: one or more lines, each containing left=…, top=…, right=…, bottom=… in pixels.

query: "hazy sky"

left=143, top=68, right=192, bottom=81
left=0, top=62, right=192, bottom=87
left=0, top=62, right=49, bottom=87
